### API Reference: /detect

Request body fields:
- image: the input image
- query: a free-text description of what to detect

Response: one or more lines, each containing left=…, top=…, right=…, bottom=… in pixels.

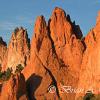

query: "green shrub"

left=77, top=93, right=100, bottom=100
left=0, top=68, right=12, bottom=81
left=5, top=68, right=12, bottom=80
left=83, top=91, right=95, bottom=100
left=0, top=71, right=2, bottom=79
left=15, top=64, right=24, bottom=73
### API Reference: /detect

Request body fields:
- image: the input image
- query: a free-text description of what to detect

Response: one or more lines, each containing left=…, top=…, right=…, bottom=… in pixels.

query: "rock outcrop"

left=0, top=73, right=28, bottom=100
left=76, top=11, right=100, bottom=99
left=23, top=15, right=60, bottom=100
left=23, top=7, right=84, bottom=100
left=2, top=27, right=30, bottom=72
left=1, top=7, right=100, bottom=100
left=49, top=7, right=84, bottom=75
left=0, top=37, right=7, bottom=68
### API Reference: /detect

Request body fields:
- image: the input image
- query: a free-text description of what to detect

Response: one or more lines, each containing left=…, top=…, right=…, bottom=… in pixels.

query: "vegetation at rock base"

left=77, top=92, right=100, bottom=100
left=83, top=91, right=95, bottom=100
left=15, top=64, right=24, bottom=73
left=0, top=68, right=12, bottom=81
left=0, top=64, right=24, bottom=82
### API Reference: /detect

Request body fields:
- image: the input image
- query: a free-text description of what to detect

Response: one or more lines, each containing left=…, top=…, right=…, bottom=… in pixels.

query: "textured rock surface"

left=0, top=37, right=7, bottom=68
left=1, top=7, right=100, bottom=100
left=49, top=7, right=84, bottom=75
left=76, top=11, right=100, bottom=99
left=2, top=27, right=30, bottom=71
left=23, top=16, right=60, bottom=100
left=23, top=7, right=84, bottom=100
left=0, top=73, right=28, bottom=100
left=49, top=7, right=83, bottom=59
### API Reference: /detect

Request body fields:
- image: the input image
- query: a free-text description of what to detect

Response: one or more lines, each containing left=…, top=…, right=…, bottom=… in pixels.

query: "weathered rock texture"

left=1, top=7, right=100, bottom=100
left=23, top=7, right=84, bottom=100
left=23, top=15, right=60, bottom=100
left=0, top=73, right=28, bottom=100
left=2, top=27, right=30, bottom=71
left=0, top=37, right=7, bottom=68
left=75, top=11, right=100, bottom=99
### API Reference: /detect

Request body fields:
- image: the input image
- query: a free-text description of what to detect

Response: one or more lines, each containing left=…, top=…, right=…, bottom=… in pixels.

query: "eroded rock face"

left=49, top=7, right=84, bottom=76
left=0, top=37, right=7, bottom=68
left=23, top=16, right=60, bottom=99
left=76, top=11, right=100, bottom=99
left=23, top=7, right=84, bottom=100
left=0, top=73, right=28, bottom=100
left=96, top=11, right=100, bottom=25
left=49, top=7, right=83, bottom=58
left=1, top=7, right=100, bottom=100
left=2, top=27, right=30, bottom=72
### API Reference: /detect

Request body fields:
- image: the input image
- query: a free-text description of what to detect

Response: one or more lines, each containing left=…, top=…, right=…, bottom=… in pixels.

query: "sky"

left=0, top=0, right=100, bottom=44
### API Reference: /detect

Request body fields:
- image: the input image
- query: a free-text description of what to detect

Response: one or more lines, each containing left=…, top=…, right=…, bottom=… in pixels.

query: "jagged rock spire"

left=96, top=11, right=100, bottom=24
left=2, top=27, right=30, bottom=71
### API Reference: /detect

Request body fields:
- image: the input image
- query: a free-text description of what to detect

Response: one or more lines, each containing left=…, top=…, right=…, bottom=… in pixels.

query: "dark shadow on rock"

left=44, top=67, right=60, bottom=98
left=0, top=84, right=2, bottom=93
left=17, top=73, right=28, bottom=100
left=81, top=37, right=87, bottom=52
left=26, top=74, right=42, bottom=100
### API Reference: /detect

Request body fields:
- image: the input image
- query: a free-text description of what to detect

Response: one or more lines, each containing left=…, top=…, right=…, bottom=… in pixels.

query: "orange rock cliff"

left=0, top=7, right=100, bottom=100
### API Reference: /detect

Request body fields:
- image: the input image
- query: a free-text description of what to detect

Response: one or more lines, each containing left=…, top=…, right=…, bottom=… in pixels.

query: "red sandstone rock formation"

left=23, top=15, right=60, bottom=100
left=2, top=27, right=30, bottom=71
left=1, top=7, right=100, bottom=100
left=0, top=73, right=28, bottom=100
left=23, top=7, right=84, bottom=100
left=75, top=11, right=100, bottom=99
left=0, top=37, right=7, bottom=68
left=49, top=7, right=84, bottom=75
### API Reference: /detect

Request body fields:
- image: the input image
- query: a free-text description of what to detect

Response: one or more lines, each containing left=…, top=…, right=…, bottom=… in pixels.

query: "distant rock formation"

left=0, top=37, right=7, bottom=68
left=2, top=27, right=30, bottom=72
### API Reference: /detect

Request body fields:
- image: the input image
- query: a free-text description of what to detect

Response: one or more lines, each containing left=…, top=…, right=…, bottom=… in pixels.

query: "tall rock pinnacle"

left=49, top=7, right=72, bottom=47
left=23, top=7, right=84, bottom=100
left=2, top=27, right=30, bottom=71
left=76, top=10, right=100, bottom=99
left=23, top=16, right=59, bottom=99
left=49, top=7, right=82, bottom=48
left=96, top=11, right=100, bottom=23
left=0, top=37, right=7, bottom=68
